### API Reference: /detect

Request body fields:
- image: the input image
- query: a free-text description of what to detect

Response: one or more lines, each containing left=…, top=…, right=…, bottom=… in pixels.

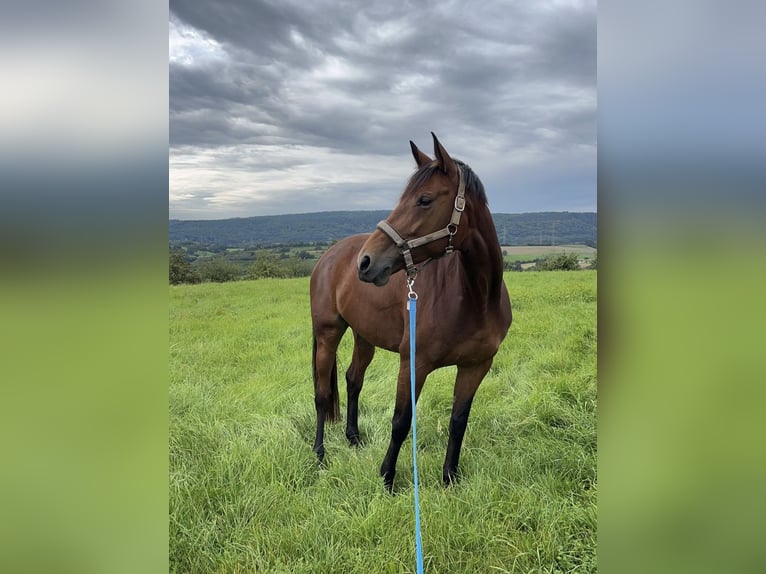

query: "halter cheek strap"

left=377, top=165, right=466, bottom=278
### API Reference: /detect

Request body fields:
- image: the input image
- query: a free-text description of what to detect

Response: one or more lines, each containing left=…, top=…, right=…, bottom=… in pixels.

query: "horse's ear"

left=410, top=140, right=432, bottom=167
left=432, top=132, right=457, bottom=177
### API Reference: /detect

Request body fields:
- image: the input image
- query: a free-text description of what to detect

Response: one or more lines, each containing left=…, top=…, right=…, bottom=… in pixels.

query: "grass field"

left=170, top=271, right=596, bottom=573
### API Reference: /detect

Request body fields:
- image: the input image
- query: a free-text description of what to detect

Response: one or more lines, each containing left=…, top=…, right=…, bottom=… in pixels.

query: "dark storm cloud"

left=170, top=0, right=322, bottom=66
left=169, top=0, right=596, bottom=218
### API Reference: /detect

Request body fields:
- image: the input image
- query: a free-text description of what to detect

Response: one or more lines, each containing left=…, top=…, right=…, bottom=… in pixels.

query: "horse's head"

left=358, top=133, right=469, bottom=286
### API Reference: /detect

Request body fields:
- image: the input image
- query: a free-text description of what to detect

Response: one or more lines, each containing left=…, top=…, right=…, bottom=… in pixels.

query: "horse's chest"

left=424, top=316, right=502, bottom=366
left=452, top=333, right=500, bottom=364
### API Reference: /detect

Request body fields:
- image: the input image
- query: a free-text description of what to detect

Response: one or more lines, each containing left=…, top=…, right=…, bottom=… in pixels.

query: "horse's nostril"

left=359, top=254, right=371, bottom=272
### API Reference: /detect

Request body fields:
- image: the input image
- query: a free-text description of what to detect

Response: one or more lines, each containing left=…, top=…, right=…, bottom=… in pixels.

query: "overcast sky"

left=169, top=0, right=595, bottom=220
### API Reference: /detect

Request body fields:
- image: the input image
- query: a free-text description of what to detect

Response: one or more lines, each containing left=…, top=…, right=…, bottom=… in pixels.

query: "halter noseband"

left=376, top=164, right=466, bottom=278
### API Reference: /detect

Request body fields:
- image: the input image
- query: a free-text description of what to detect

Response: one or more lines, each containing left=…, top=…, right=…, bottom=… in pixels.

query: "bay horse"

left=310, top=133, right=512, bottom=490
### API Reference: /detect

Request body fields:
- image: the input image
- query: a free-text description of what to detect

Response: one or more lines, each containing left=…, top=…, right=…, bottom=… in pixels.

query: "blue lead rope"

left=407, top=294, right=424, bottom=574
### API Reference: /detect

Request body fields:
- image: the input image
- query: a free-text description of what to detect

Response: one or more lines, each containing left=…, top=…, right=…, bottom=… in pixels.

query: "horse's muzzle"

left=357, top=253, right=393, bottom=286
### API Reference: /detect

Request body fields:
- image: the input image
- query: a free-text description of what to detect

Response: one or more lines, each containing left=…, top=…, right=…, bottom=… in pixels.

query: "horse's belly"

left=340, top=303, right=403, bottom=352
left=355, top=322, right=402, bottom=353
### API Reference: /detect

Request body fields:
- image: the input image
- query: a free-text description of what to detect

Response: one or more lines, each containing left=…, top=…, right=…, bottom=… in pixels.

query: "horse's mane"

left=402, top=159, right=488, bottom=205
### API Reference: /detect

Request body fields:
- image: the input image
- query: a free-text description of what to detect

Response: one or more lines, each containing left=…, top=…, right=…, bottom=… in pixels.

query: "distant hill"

left=170, top=211, right=596, bottom=249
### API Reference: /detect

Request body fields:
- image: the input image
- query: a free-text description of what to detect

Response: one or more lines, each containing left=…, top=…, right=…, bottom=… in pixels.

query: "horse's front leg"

left=345, top=333, right=375, bottom=446
left=443, top=360, right=493, bottom=486
left=380, top=358, right=429, bottom=492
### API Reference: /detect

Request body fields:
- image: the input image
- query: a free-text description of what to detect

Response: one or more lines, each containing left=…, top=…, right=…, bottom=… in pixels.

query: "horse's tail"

left=312, top=334, right=340, bottom=421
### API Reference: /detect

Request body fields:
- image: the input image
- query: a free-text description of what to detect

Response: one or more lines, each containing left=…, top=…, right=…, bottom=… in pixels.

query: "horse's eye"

left=417, top=196, right=432, bottom=207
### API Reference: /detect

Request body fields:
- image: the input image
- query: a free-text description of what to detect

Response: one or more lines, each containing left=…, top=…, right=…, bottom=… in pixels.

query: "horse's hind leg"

left=443, top=360, right=492, bottom=486
left=312, top=322, right=347, bottom=463
left=345, top=332, right=375, bottom=446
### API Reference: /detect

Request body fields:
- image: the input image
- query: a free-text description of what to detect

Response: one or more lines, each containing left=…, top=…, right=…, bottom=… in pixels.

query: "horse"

left=310, top=133, right=512, bottom=490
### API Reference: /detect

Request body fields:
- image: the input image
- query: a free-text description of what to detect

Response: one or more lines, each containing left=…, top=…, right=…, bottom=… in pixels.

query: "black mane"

left=403, top=159, right=488, bottom=205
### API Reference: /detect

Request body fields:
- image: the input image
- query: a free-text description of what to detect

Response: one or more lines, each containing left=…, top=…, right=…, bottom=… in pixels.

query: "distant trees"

left=169, top=247, right=321, bottom=284
left=171, top=242, right=595, bottom=285
left=501, top=252, right=592, bottom=272
left=170, top=211, right=597, bottom=248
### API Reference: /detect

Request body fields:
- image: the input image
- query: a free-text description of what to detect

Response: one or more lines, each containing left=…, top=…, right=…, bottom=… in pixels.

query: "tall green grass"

left=170, top=271, right=596, bottom=573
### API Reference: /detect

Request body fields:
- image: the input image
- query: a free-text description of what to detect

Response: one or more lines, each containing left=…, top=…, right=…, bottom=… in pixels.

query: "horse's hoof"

left=443, top=469, right=459, bottom=487
left=346, top=431, right=361, bottom=447
left=381, top=469, right=395, bottom=493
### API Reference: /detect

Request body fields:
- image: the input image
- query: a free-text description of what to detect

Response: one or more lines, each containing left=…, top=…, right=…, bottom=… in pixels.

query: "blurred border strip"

left=0, top=2, right=168, bottom=573
left=599, top=1, right=766, bottom=573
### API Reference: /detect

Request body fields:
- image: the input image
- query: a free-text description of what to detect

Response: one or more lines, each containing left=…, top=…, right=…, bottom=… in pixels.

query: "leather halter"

left=377, top=164, right=466, bottom=278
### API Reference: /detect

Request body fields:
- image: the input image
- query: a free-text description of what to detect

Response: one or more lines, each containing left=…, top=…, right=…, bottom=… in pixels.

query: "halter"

left=377, top=164, right=466, bottom=279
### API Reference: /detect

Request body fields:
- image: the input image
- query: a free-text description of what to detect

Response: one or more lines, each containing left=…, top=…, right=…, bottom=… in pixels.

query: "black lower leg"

left=313, top=410, right=326, bottom=463
left=345, top=374, right=361, bottom=446
left=443, top=399, right=473, bottom=485
left=380, top=409, right=411, bottom=491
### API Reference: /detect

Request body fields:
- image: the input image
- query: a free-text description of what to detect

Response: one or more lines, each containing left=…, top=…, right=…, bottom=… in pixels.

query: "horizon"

left=169, top=208, right=597, bottom=223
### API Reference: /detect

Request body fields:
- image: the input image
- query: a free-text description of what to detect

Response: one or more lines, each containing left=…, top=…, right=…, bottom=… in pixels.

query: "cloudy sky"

left=169, top=0, right=596, bottom=220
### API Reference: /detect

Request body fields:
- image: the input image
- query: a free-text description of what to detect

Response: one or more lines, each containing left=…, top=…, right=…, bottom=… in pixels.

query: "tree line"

left=169, top=248, right=317, bottom=284
left=170, top=247, right=595, bottom=285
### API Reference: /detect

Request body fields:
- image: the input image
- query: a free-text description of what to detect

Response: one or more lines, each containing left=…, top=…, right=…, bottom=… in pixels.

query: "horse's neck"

left=460, top=207, right=505, bottom=306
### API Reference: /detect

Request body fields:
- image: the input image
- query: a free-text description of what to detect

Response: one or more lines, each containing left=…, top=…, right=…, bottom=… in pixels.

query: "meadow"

left=170, top=271, right=596, bottom=573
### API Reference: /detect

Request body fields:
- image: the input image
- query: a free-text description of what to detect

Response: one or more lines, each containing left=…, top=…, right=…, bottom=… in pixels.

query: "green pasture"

left=170, top=271, right=596, bottom=573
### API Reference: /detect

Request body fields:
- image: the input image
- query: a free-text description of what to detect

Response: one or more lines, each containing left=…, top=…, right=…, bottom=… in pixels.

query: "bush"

left=169, top=249, right=200, bottom=284
left=247, top=250, right=285, bottom=279
left=196, top=257, right=241, bottom=282
left=538, top=253, right=580, bottom=271
left=280, top=256, right=316, bottom=278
